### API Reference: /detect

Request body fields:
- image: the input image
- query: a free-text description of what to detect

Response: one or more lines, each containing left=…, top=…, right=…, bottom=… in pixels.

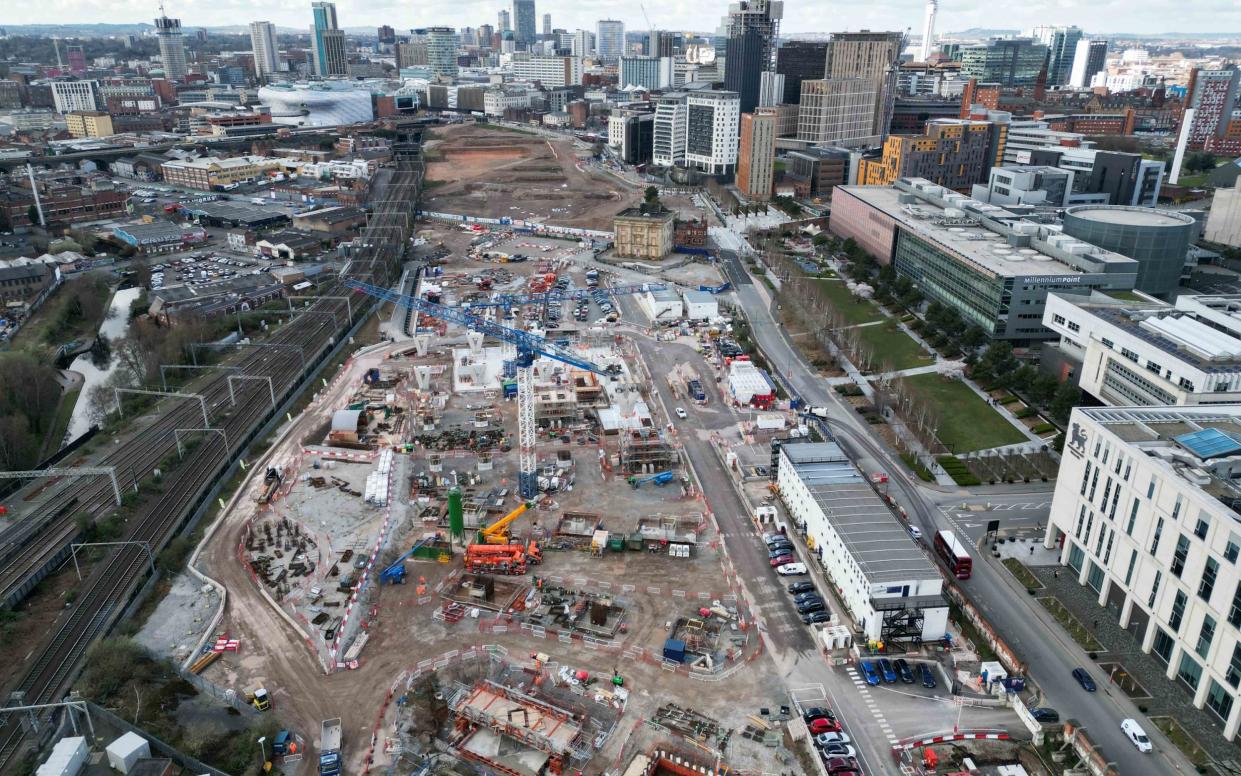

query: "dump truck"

left=319, top=718, right=342, bottom=776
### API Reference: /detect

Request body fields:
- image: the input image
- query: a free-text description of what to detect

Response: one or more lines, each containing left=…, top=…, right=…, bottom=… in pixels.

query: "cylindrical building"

left=1062, top=205, right=1197, bottom=298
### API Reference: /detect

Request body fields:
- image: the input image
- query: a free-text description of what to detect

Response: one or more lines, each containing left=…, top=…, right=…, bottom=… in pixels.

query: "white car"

left=776, top=563, right=807, bottom=576
left=675, top=407, right=688, bottom=419
left=1121, top=719, right=1152, bottom=753
left=814, top=732, right=851, bottom=746
left=908, top=525, right=922, bottom=540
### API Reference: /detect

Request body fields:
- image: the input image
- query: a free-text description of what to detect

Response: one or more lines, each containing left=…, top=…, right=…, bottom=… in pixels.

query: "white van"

left=1121, top=719, right=1152, bottom=753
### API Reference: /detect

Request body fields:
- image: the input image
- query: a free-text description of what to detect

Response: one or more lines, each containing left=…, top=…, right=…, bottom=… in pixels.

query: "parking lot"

left=149, top=254, right=271, bottom=292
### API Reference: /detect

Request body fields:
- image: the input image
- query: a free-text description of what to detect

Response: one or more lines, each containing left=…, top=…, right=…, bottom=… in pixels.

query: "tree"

left=960, top=325, right=988, bottom=351
left=1050, top=382, right=1081, bottom=422
left=27, top=204, right=40, bottom=226
left=1029, top=373, right=1059, bottom=406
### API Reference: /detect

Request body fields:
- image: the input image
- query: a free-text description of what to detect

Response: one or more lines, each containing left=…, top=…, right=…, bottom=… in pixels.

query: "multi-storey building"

left=653, top=93, right=688, bottom=168
left=596, top=19, right=625, bottom=62
left=683, top=90, right=741, bottom=176
left=1043, top=292, right=1241, bottom=406
left=1069, top=39, right=1108, bottom=88
left=1045, top=405, right=1241, bottom=741
left=614, top=207, right=675, bottom=259
left=785, top=147, right=850, bottom=199
left=50, top=80, right=98, bottom=113
left=795, top=31, right=902, bottom=146
left=160, top=156, right=281, bottom=190
left=310, top=1, right=348, bottom=77
left=511, top=55, right=582, bottom=87
left=570, top=30, right=594, bottom=58
left=829, top=178, right=1140, bottom=341
left=65, top=111, right=115, bottom=138
left=609, top=111, right=655, bottom=165
left=513, top=0, right=536, bottom=46
left=0, top=80, right=22, bottom=109
left=498, top=9, right=511, bottom=33
left=249, top=21, right=280, bottom=81
left=155, top=10, right=188, bottom=81
left=971, top=165, right=1076, bottom=207
left=619, top=56, right=672, bottom=90
left=960, top=38, right=1048, bottom=87
left=722, top=0, right=783, bottom=114
left=736, top=110, right=776, bottom=200
left=426, top=27, right=459, bottom=79
left=857, top=119, right=1001, bottom=191
left=11, top=109, right=55, bottom=132
left=1031, top=25, right=1082, bottom=86
left=483, top=86, right=532, bottom=117
left=774, top=40, right=824, bottom=106
left=1184, top=68, right=1241, bottom=152
left=1206, top=179, right=1241, bottom=249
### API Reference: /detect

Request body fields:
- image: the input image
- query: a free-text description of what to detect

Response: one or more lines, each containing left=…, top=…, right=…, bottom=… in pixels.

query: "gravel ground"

left=135, top=571, right=221, bottom=664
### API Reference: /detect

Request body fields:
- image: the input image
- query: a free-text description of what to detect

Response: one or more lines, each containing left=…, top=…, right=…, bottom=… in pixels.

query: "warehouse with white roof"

left=777, top=442, right=948, bottom=644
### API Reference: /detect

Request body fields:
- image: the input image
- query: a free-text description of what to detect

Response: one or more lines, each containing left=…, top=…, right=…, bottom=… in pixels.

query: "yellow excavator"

left=478, top=501, right=534, bottom=544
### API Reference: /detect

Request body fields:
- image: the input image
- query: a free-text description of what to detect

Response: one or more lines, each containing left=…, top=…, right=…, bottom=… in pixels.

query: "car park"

left=792, top=591, right=822, bottom=604
left=801, top=706, right=835, bottom=724
left=776, top=563, right=807, bottom=576
left=1072, top=667, right=1097, bottom=692
left=769, top=546, right=794, bottom=559
left=821, top=743, right=856, bottom=759
left=860, top=661, right=880, bottom=686
left=894, top=658, right=914, bottom=684
left=878, top=658, right=897, bottom=683
left=796, top=600, right=825, bottom=615
left=802, top=610, right=831, bottom=624
left=822, top=757, right=861, bottom=775
left=763, top=533, right=787, bottom=546
left=1121, top=719, right=1152, bottom=753
left=788, top=581, right=816, bottom=594
left=1029, top=708, right=1059, bottom=723
left=919, top=663, right=937, bottom=688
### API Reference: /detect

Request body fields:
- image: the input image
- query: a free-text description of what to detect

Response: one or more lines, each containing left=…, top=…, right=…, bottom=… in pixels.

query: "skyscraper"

left=723, top=0, right=783, bottom=114
left=1031, top=25, right=1082, bottom=85
left=513, top=0, right=536, bottom=46
left=479, top=25, right=495, bottom=48
left=648, top=30, right=675, bottom=58
left=426, top=27, right=460, bottom=79
left=65, top=45, right=86, bottom=73
left=377, top=25, right=396, bottom=45
left=960, top=38, right=1048, bottom=87
left=498, top=10, right=511, bottom=33
left=596, top=19, right=625, bottom=62
left=249, top=21, right=279, bottom=81
left=310, top=1, right=347, bottom=77
left=737, top=110, right=776, bottom=199
left=571, top=29, right=595, bottom=58
left=154, top=4, right=188, bottom=81
left=795, top=30, right=903, bottom=146
left=1069, top=39, right=1108, bottom=88
left=776, top=39, right=828, bottom=104
left=919, top=0, right=938, bottom=61
left=542, top=14, right=552, bottom=37
left=1184, top=67, right=1241, bottom=151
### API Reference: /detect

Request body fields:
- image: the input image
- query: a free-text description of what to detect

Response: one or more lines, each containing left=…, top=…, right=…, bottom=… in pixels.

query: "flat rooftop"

left=1066, top=205, right=1195, bottom=228
left=837, top=182, right=1134, bottom=279
left=1079, top=406, right=1241, bottom=517
left=782, top=443, right=939, bottom=584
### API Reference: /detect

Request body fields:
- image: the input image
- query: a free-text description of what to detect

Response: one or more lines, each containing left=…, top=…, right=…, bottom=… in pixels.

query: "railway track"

left=0, top=132, right=424, bottom=771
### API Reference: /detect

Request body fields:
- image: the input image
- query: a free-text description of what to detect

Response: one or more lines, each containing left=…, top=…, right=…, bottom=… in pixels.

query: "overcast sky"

left=6, top=0, right=1241, bottom=36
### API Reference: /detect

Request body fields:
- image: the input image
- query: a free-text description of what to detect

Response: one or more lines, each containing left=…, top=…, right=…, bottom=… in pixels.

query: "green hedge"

left=900, top=452, right=934, bottom=482
left=998, top=394, right=1020, bottom=405
left=1015, top=407, right=1038, bottom=419
left=936, top=455, right=982, bottom=486
left=1032, top=422, right=1057, bottom=434
left=834, top=384, right=864, bottom=396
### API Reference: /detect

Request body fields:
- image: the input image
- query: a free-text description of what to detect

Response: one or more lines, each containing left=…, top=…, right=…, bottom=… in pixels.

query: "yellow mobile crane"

left=479, top=501, right=534, bottom=544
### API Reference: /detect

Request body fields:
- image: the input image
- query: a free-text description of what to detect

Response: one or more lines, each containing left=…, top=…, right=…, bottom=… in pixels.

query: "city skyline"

left=3, top=0, right=1239, bottom=36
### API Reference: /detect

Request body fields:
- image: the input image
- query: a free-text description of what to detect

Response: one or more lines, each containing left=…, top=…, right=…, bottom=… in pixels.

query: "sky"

left=5, top=0, right=1241, bottom=36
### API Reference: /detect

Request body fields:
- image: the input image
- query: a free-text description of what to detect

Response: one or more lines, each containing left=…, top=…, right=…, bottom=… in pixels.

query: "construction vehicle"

left=272, top=730, right=297, bottom=757
left=479, top=501, right=533, bottom=544
left=319, top=718, right=342, bottom=776
left=628, top=471, right=674, bottom=488
left=245, top=686, right=271, bottom=712
left=464, top=542, right=540, bottom=575
left=256, top=466, right=283, bottom=504
left=379, top=539, right=428, bottom=585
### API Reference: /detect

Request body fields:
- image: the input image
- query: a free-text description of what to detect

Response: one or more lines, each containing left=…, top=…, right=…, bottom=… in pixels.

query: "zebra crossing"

left=845, top=667, right=900, bottom=746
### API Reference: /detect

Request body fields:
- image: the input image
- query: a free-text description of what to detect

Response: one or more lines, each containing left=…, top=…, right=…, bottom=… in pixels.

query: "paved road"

left=717, top=250, right=1196, bottom=774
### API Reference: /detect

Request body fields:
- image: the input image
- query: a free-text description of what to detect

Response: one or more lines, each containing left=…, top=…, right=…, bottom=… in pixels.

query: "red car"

left=770, top=554, right=794, bottom=567
left=822, top=757, right=861, bottom=775
left=808, top=717, right=842, bottom=734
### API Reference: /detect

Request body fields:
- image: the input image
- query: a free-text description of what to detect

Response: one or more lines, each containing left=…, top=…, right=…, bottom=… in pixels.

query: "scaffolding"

left=618, top=429, right=676, bottom=474
left=452, top=679, right=586, bottom=776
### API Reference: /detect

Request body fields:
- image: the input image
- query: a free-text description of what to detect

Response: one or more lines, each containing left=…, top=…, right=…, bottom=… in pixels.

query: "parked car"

left=1072, top=667, right=1097, bottom=692
left=1029, top=708, right=1060, bottom=723
left=808, top=717, right=842, bottom=734
left=860, top=661, right=880, bottom=686
left=814, top=732, right=851, bottom=746
left=822, top=757, right=861, bottom=775
left=793, top=591, right=822, bottom=604
left=801, top=707, right=835, bottom=724
left=894, top=658, right=915, bottom=684
left=777, top=563, right=807, bottom=576
left=821, top=743, right=856, bottom=759
left=788, top=581, right=816, bottom=594
left=878, top=658, right=897, bottom=683
left=770, top=554, right=794, bottom=567
left=763, top=533, right=786, bottom=546
left=769, top=546, right=794, bottom=559
left=797, top=600, right=826, bottom=615
left=1121, top=719, right=1152, bottom=753
left=802, top=610, right=832, bottom=624
left=919, top=663, right=937, bottom=689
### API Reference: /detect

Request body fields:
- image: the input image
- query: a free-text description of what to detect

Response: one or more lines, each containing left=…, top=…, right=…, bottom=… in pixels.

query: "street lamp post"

left=257, top=736, right=267, bottom=767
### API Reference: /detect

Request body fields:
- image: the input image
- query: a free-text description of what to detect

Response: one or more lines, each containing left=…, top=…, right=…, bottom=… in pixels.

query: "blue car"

left=1072, top=667, right=1097, bottom=692
left=878, top=658, right=898, bottom=683
left=860, top=661, right=881, bottom=686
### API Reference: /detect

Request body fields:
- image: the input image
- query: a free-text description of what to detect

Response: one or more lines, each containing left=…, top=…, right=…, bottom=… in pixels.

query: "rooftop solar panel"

left=1175, top=428, right=1241, bottom=459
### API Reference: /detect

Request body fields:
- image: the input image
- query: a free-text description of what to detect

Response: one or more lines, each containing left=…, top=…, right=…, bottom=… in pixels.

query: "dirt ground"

left=422, top=124, right=641, bottom=231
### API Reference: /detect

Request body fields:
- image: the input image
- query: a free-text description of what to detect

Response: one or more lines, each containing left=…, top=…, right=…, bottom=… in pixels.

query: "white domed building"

left=257, top=82, right=374, bottom=128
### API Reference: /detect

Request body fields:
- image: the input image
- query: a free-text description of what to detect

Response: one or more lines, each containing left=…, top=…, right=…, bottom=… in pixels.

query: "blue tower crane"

left=345, top=279, right=619, bottom=498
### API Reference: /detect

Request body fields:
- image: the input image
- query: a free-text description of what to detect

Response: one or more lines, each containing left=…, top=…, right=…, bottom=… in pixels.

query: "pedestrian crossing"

left=845, top=667, right=900, bottom=745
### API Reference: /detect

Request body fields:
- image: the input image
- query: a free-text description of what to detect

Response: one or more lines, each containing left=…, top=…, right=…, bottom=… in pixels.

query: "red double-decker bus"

left=934, top=530, right=973, bottom=579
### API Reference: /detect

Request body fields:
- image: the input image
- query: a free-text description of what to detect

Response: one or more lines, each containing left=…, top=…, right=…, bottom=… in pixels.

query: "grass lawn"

left=897, top=373, right=1028, bottom=453
left=810, top=278, right=884, bottom=327
left=1150, top=717, right=1210, bottom=769
left=8, top=278, right=112, bottom=361
left=853, top=321, right=933, bottom=371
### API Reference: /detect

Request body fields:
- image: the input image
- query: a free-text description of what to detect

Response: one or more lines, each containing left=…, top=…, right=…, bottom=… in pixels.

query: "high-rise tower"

left=249, top=21, right=279, bottom=81
left=154, top=2, right=188, bottom=81
left=723, top=0, right=784, bottom=114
